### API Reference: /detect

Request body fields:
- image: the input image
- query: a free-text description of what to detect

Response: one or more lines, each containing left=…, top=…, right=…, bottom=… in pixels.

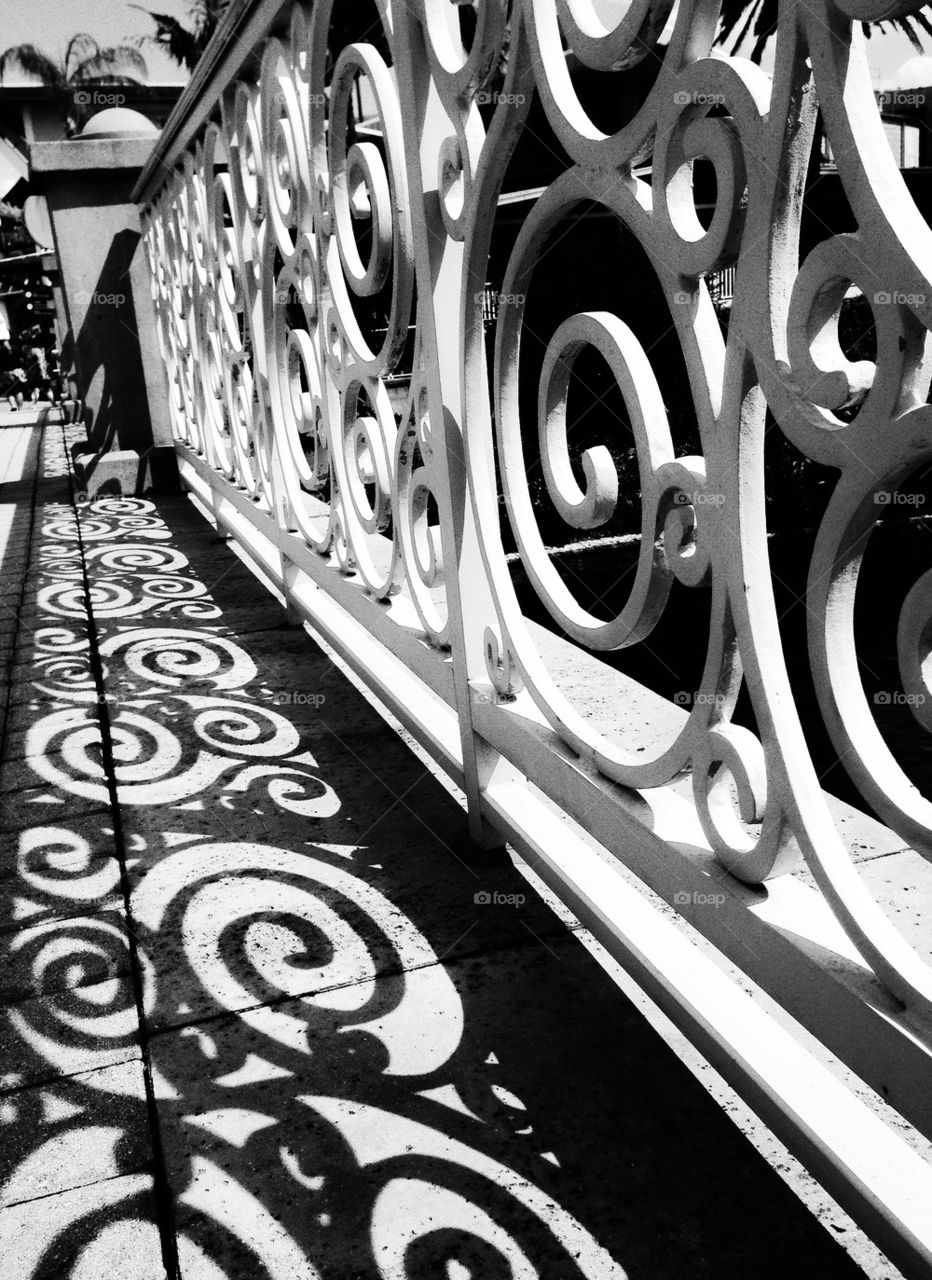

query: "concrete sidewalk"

left=0, top=422, right=896, bottom=1279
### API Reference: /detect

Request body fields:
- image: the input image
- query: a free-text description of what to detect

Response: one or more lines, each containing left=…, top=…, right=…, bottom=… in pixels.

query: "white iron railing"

left=136, top=0, right=932, bottom=1269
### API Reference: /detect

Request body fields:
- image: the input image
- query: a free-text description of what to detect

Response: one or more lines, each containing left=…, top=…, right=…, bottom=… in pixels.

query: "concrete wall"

left=29, top=122, right=177, bottom=493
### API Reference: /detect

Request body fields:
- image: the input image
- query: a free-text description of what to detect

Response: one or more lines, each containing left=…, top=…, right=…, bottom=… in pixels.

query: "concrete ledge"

left=72, top=444, right=179, bottom=498
left=73, top=448, right=147, bottom=499
left=30, top=136, right=157, bottom=174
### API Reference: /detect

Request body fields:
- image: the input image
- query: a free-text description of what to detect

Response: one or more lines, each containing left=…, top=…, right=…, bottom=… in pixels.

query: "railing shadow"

left=0, top=488, right=871, bottom=1278
left=69, top=229, right=154, bottom=462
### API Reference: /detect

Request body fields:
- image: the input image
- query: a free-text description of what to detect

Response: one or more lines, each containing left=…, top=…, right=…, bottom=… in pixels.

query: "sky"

left=747, top=25, right=932, bottom=86
left=0, top=0, right=928, bottom=88
left=0, top=0, right=191, bottom=84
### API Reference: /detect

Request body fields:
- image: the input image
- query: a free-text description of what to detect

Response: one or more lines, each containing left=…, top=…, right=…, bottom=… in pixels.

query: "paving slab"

left=13, top=619, right=91, bottom=650
left=2, top=704, right=104, bottom=765
left=0, top=878, right=123, bottom=937
left=125, top=789, right=567, bottom=1032
left=0, top=708, right=108, bottom=800
left=0, top=974, right=141, bottom=1093
left=0, top=810, right=121, bottom=935
left=0, top=1174, right=165, bottom=1280
left=0, top=613, right=22, bottom=641
left=79, top=631, right=279, bottom=709
left=856, top=848, right=932, bottom=963
left=0, top=1058, right=150, bottom=1206
left=0, top=438, right=919, bottom=1279
left=0, top=814, right=119, bottom=877
left=0, top=907, right=131, bottom=1006
left=3, top=652, right=98, bottom=707
left=0, top=788, right=108, bottom=834
left=148, top=933, right=867, bottom=1280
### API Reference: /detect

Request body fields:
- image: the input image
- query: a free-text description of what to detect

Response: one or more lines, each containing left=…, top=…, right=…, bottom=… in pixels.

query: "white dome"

left=881, top=55, right=932, bottom=91
left=78, top=107, right=159, bottom=139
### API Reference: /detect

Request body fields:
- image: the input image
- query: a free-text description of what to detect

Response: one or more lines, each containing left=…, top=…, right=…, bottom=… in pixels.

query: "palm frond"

left=130, top=9, right=202, bottom=70
left=722, top=0, right=764, bottom=56
left=0, top=44, right=64, bottom=87
left=716, top=0, right=932, bottom=60
left=872, top=9, right=932, bottom=52
left=129, top=1, right=229, bottom=70
left=63, top=34, right=101, bottom=78
left=73, top=46, right=148, bottom=83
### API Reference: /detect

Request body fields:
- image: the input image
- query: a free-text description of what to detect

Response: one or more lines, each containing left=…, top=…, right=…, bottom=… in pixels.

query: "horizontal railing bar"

left=179, top=439, right=932, bottom=1141
left=137, top=4, right=932, bottom=1264
left=177, top=447, right=455, bottom=704
left=177, top=452, right=464, bottom=783
left=470, top=689, right=932, bottom=1140
left=482, top=776, right=932, bottom=1280
left=133, top=0, right=289, bottom=206
left=177, top=447, right=932, bottom=1141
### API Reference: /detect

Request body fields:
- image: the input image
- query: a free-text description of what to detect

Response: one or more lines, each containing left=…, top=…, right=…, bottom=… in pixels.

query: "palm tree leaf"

left=0, top=43, right=64, bottom=87
left=129, top=2, right=229, bottom=70
left=129, top=7, right=202, bottom=69
left=64, top=34, right=101, bottom=78
left=723, top=0, right=763, bottom=56
left=889, top=10, right=932, bottom=52
left=73, top=46, right=148, bottom=83
left=716, top=0, right=932, bottom=59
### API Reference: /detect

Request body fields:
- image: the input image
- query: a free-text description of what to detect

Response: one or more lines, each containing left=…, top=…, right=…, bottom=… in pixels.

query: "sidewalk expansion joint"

left=62, top=432, right=182, bottom=1280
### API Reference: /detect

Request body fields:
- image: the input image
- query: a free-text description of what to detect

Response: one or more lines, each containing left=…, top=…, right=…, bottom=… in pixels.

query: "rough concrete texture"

left=0, top=420, right=919, bottom=1280
left=73, top=449, right=146, bottom=500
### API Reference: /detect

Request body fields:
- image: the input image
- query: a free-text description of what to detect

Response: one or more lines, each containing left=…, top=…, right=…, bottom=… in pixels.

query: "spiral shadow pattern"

left=1, top=490, right=648, bottom=1278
